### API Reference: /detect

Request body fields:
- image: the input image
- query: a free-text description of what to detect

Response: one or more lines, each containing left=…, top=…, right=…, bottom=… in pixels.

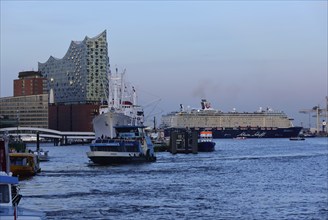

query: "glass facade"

left=38, top=30, right=109, bottom=104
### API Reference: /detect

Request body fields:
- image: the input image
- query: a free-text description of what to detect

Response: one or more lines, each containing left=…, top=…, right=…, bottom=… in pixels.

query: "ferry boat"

left=162, top=99, right=302, bottom=139
left=198, top=131, right=215, bottom=152
left=87, top=125, right=156, bottom=165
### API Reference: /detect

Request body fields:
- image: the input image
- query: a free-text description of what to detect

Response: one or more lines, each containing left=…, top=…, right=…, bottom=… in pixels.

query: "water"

left=20, top=138, right=328, bottom=219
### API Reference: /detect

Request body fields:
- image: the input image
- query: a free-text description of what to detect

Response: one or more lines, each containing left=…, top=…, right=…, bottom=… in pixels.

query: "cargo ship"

left=161, top=99, right=302, bottom=139
left=92, top=69, right=144, bottom=139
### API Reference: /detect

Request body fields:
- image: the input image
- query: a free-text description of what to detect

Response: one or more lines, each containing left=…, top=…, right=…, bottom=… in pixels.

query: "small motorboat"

left=234, top=136, right=247, bottom=140
left=31, top=149, right=49, bottom=162
left=289, top=137, right=305, bottom=141
left=9, top=153, right=41, bottom=177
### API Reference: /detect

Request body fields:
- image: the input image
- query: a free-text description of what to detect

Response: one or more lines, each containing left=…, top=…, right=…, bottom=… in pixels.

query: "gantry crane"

left=299, top=96, right=328, bottom=132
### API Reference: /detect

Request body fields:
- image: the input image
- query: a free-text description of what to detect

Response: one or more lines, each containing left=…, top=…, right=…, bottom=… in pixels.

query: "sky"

left=1, top=1, right=327, bottom=127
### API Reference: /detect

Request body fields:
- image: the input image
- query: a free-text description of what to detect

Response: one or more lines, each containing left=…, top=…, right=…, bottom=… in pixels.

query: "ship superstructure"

left=92, top=68, right=144, bottom=139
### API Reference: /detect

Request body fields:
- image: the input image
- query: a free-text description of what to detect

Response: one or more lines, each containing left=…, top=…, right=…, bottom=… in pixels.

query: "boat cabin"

left=0, top=174, right=21, bottom=207
left=9, top=153, right=40, bottom=177
left=115, top=125, right=146, bottom=139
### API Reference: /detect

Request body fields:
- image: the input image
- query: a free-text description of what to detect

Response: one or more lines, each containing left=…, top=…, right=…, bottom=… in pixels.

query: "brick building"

left=13, top=71, right=47, bottom=97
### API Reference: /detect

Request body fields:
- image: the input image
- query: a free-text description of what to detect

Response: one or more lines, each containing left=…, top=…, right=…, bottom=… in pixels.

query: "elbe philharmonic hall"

left=0, top=31, right=110, bottom=132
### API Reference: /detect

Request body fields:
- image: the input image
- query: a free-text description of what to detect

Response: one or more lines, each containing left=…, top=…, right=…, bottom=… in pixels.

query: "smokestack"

left=201, top=99, right=206, bottom=110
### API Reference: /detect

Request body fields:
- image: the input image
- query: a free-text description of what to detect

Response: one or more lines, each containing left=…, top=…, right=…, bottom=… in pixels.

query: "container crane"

left=299, top=97, right=328, bottom=132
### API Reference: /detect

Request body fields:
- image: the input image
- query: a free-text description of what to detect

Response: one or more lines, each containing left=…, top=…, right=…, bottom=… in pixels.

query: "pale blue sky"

left=1, top=1, right=327, bottom=127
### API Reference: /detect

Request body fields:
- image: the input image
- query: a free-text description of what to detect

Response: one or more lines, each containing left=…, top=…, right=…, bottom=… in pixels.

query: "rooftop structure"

left=14, top=71, right=47, bottom=97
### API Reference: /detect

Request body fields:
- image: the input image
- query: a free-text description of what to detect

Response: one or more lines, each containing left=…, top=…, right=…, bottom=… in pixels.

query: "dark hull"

left=165, top=127, right=302, bottom=139
left=88, top=156, right=156, bottom=165
left=198, top=142, right=215, bottom=152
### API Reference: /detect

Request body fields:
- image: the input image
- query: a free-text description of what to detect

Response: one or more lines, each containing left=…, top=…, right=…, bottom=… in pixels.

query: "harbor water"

left=21, top=138, right=328, bottom=220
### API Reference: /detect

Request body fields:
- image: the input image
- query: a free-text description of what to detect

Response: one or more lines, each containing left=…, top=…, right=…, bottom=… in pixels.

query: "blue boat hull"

left=198, top=142, right=215, bottom=152
left=165, top=127, right=302, bottom=139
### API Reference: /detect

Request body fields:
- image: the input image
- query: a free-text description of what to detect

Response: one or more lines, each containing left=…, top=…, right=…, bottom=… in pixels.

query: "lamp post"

left=16, top=110, right=20, bottom=138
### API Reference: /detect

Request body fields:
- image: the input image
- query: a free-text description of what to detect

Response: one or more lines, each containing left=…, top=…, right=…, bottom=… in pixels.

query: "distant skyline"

left=1, top=1, right=327, bottom=127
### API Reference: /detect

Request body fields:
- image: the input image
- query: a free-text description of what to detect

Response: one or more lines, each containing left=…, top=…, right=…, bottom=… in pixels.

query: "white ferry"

left=87, top=125, right=156, bottom=165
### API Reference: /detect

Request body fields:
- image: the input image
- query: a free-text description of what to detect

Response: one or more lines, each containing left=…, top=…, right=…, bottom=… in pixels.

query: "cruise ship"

left=161, top=99, right=302, bottom=139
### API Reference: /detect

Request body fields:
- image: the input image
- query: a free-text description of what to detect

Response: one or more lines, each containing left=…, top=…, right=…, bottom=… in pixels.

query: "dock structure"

left=0, top=127, right=95, bottom=146
left=169, top=129, right=198, bottom=154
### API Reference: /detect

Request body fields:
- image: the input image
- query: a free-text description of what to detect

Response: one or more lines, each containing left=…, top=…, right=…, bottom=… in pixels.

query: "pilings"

left=36, top=132, right=40, bottom=151
left=169, top=129, right=198, bottom=154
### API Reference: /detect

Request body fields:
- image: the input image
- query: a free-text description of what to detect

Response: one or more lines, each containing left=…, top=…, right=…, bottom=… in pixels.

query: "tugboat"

left=87, top=125, right=156, bottom=165
left=198, top=131, right=216, bottom=152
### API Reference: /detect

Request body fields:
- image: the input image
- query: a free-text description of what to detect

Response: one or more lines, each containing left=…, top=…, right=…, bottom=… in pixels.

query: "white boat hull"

left=93, top=111, right=132, bottom=139
left=87, top=151, right=156, bottom=165
left=0, top=207, right=45, bottom=220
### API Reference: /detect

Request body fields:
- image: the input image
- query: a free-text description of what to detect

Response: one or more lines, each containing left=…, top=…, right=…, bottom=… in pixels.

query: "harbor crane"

left=299, top=96, right=328, bottom=132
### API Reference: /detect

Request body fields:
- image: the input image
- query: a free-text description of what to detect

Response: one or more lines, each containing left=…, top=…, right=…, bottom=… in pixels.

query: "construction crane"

left=299, top=96, right=328, bottom=132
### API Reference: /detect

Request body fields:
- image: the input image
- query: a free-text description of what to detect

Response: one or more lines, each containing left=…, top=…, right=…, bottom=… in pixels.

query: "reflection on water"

left=20, top=138, right=328, bottom=219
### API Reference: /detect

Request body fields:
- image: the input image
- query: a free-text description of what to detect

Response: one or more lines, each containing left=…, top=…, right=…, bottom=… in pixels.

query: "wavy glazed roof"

left=39, top=30, right=107, bottom=65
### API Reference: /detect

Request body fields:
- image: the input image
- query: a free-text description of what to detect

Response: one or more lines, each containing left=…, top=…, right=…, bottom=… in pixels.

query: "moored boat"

left=0, top=172, right=46, bottom=219
left=9, top=153, right=41, bottom=177
left=87, top=125, right=156, bottom=165
left=31, top=149, right=49, bottom=162
left=0, top=138, right=45, bottom=219
left=198, top=131, right=215, bottom=152
left=0, top=172, right=46, bottom=220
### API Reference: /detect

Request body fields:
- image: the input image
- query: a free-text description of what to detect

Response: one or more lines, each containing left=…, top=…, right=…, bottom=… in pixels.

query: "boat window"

left=0, top=185, right=10, bottom=203
left=125, top=145, right=139, bottom=152
left=10, top=157, right=27, bottom=166
left=119, top=132, right=135, bottom=138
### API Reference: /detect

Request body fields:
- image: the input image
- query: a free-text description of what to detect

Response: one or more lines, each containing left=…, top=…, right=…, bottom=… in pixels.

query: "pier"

left=169, top=129, right=198, bottom=154
left=0, top=127, right=95, bottom=146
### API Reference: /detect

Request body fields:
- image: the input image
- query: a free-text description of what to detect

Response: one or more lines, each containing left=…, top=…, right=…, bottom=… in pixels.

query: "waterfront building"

left=48, top=103, right=98, bottom=132
left=0, top=115, right=17, bottom=128
left=13, top=71, right=47, bottom=97
left=1, top=31, right=109, bottom=132
left=37, top=31, right=110, bottom=132
left=38, top=30, right=109, bottom=104
left=0, top=94, right=48, bottom=128
left=0, top=70, right=48, bottom=129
